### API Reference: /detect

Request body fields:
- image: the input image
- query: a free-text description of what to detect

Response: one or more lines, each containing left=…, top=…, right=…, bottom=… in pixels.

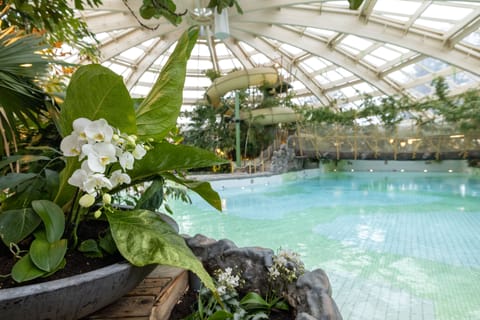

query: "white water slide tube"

left=205, top=67, right=303, bottom=125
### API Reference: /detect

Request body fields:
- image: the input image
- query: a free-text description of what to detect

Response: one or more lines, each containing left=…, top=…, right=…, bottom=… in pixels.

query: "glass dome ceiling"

left=72, top=0, right=480, bottom=111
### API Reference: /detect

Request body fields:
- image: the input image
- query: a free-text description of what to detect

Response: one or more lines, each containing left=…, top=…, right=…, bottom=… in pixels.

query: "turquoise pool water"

left=170, top=171, right=480, bottom=320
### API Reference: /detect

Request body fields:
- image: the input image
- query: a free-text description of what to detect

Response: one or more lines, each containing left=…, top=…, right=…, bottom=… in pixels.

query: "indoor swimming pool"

left=170, top=170, right=480, bottom=320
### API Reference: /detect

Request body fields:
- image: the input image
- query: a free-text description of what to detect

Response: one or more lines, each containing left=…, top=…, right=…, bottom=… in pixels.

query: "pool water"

left=170, top=171, right=480, bottom=320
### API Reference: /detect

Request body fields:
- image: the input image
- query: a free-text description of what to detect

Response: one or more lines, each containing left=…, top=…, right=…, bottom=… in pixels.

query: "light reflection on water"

left=169, top=172, right=480, bottom=320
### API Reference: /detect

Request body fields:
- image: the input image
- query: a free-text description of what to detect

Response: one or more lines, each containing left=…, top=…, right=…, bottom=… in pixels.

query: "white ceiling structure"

left=73, top=0, right=480, bottom=111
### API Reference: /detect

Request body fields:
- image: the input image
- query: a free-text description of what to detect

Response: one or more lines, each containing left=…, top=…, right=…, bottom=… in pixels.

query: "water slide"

left=205, top=67, right=302, bottom=125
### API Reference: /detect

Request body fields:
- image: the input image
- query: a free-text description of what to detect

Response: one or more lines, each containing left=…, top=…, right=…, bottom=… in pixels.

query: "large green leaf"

left=130, top=142, right=228, bottom=181
left=106, top=208, right=215, bottom=291
left=163, top=172, right=222, bottom=211
left=58, top=64, right=136, bottom=136
left=0, top=208, right=41, bottom=246
left=348, top=0, right=365, bottom=10
left=11, top=254, right=47, bottom=282
left=0, top=172, right=36, bottom=190
left=29, top=237, right=68, bottom=272
left=54, top=157, right=79, bottom=208
left=0, top=155, right=49, bottom=170
left=135, top=179, right=164, bottom=211
left=31, top=200, right=65, bottom=243
left=135, top=28, right=199, bottom=140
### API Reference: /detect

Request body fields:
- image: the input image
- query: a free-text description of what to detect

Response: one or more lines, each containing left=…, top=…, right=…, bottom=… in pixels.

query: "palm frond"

left=0, top=27, right=53, bottom=157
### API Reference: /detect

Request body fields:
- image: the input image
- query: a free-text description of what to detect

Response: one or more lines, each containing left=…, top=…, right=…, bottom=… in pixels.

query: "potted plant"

left=0, top=27, right=225, bottom=319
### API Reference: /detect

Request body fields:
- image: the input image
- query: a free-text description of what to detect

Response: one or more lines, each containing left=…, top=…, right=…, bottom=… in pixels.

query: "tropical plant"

left=0, top=27, right=226, bottom=293
left=0, top=0, right=102, bottom=59
left=139, top=0, right=243, bottom=26
left=184, top=249, right=304, bottom=320
left=0, top=27, right=54, bottom=158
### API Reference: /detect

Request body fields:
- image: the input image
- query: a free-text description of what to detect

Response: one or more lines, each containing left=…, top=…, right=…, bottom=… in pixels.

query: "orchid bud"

left=94, top=209, right=102, bottom=219
left=102, top=193, right=112, bottom=205
left=79, top=194, right=95, bottom=208
left=127, top=135, right=136, bottom=144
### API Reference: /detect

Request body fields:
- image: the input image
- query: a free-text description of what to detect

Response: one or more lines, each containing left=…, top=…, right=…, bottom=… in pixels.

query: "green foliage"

left=0, top=28, right=225, bottom=291
left=0, top=208, right=40, bottom=245
left=348, top=0, right=365, bottom=10
left=11, top=254, right=48, bottom=282
left=206, top=0, right=243, bottom=14
left=0, top=0, right=101, bottom=59
left=136, top=28, right=199, bottom=140
left=58, top=64, right=137, bottom=137
left=139, top=0, right=243, bottom=25
left=185, top=250, right=304, bottom=320
left=302, top=76, right=480, bottom=134
left=31, top=200, right=65, bottom=243
left=0, top=28, right=53, bottom=156
left=106, top=208, right=215, bottom=291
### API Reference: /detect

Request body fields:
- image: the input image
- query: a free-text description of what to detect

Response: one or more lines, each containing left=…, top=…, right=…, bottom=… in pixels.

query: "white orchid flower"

left=68, top=168, right=89, bottom=189
left=118, top=151, right=134, bottom=170
left=109, top=170, right=131, bottom=188
left=82, top=142, right=117, bottom=173
left=72, top=117, right=92, bottom=141
left=83, top=173, right=113, bottom=194
left=84, top=118, right=113, bottom=143
left=132, top=144, right=147, bottom=160
left=60, top=133, right=84, bottom=157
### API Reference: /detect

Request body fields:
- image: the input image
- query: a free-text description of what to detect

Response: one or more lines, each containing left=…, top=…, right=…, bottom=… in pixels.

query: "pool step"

left=85, top=265, right=188, bottom=319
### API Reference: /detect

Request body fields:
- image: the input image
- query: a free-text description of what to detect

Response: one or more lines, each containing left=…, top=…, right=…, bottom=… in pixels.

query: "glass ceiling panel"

left=421, top=4, right=472, bottom=21
left=374, top=0, right=422, bottom=15
left=462, top=30, right=480, bottom=47
left=414, top=19, right=454, bottom=32
left=72, top=0, right=480, bottom=112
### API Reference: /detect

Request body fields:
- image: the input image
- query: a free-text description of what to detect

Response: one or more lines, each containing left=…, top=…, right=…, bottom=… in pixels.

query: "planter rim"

left=0, top=261, right=132, bottom=298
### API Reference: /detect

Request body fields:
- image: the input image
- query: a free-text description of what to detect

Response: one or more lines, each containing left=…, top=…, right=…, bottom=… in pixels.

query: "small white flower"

left=68, top=168, right=89, bottom=189
left=84, top=118, right=113, bottom=143
left=118, top=151, right=134, bottom=170
left=83, top=173, right=113, bottom=194
left=72, top=117, right=92, bottom=141
left=110, top=170, right=131, bottom=188
left=217, top=285, right=226, bottom=295
left=132, top=144, right=147, bottom=160
left=82, top=142, right=117, bottom=173
left=268, top=266, right=280, bottom=279
left=60, top=133, right=85, bottom=157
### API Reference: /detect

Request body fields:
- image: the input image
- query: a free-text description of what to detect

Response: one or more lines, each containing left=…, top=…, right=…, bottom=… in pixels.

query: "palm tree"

left=0, top=27, right=53, bottom=160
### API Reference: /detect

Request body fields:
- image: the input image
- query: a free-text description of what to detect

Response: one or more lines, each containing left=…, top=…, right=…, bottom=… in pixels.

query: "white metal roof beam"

left=444, top=11, right=480, bottom=48
left=232, top=23, right=397, bottom=96
left=358, top=0, right=378, bottom=22
left=221, top=38, right=255, bottom=69
left=403, top=1, right=431, bottom=32
left=231, top=7, right=480, bottom=75
left=125, top=38, right=174, bottom=89
left=230, top=29, right=331, bottom=105
left=99, top=25, right=181, bottom=61
left=378, top=54, right=424, bottom=77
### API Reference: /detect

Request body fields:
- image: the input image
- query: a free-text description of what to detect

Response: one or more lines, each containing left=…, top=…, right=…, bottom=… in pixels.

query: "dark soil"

left=170, top=288, right=295, bottom=320
left=0, top=220, right=122, bottom=289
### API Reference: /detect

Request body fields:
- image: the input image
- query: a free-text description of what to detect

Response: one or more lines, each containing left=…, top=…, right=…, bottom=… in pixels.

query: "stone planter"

left=185, top=234, right=343, bottom=320
left=0, top=261, right=156, bottom=320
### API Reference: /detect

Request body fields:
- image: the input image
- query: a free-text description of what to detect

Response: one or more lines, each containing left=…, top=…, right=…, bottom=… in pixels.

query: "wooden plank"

left=150, top=270, right=189, bottom=320
left=129, top=278, right=171, bottom=296
left=85, top=266, right=188, bottom=319
left=87, top=295, right=155, bottom=319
